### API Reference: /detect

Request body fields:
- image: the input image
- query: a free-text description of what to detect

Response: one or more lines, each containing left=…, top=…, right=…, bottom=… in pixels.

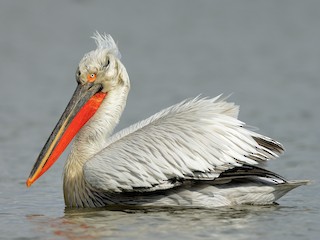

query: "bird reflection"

left=26, top=205, right=281, bottom=239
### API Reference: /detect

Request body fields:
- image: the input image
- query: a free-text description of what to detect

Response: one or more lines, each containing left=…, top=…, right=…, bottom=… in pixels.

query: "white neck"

left=71, top=85, right=129, bottom=161
left=63, top=81, right=130, bottom=207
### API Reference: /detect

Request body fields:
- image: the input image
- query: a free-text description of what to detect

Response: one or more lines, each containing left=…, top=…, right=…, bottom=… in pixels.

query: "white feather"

left=84, top=97, right=282, bottom=192
left=92, top=31, right=121, bottom=59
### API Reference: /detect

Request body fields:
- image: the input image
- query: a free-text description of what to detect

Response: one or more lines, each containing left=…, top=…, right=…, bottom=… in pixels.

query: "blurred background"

left=0, top=1, right=319, bottom=239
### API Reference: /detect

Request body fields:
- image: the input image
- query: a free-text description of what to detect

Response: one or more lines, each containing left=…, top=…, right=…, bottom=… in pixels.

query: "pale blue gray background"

left=0, top=1, right=319, bottom=239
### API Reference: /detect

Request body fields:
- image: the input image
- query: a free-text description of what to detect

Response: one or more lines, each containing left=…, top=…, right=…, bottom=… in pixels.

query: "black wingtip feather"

left=253, top=136, right=285, bottom=155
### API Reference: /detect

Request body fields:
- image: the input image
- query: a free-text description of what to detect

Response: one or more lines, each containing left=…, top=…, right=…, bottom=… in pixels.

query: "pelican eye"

left=87, top=73, right=97, bottom=82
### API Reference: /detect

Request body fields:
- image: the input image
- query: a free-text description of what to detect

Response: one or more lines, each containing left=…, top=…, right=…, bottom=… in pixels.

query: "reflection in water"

left=27, top=205, right=282, bottom=239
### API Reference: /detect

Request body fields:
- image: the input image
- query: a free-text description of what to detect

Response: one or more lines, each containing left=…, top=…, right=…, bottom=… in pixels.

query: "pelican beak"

left=26, top=82, right=107, bottom=187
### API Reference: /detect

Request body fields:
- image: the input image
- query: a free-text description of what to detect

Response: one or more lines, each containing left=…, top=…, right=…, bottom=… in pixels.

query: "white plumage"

left=84, top=96, right=277, bottom=192
left=28, top=33, right=307, bottom=208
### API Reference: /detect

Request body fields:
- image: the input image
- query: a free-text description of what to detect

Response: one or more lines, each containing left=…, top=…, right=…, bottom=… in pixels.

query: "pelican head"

left=77, top=33, right=127, bottom=92
left=26, top=33, right=129, bottom=187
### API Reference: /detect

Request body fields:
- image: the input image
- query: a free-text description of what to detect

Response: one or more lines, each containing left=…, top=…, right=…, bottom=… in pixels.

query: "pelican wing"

left=83, top=96, right=284, bottom=193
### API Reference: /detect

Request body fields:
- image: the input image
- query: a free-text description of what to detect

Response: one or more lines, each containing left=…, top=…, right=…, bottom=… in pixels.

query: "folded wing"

left=83, top=96, right=284, bottom=193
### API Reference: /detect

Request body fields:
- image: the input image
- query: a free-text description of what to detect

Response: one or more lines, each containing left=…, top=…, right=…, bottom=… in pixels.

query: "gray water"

left=1, top=1, right=319, bottom=239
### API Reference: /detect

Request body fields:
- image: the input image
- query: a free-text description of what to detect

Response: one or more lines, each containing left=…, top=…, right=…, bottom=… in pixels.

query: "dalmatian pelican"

left=26, top=32, right=307, bottom=208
